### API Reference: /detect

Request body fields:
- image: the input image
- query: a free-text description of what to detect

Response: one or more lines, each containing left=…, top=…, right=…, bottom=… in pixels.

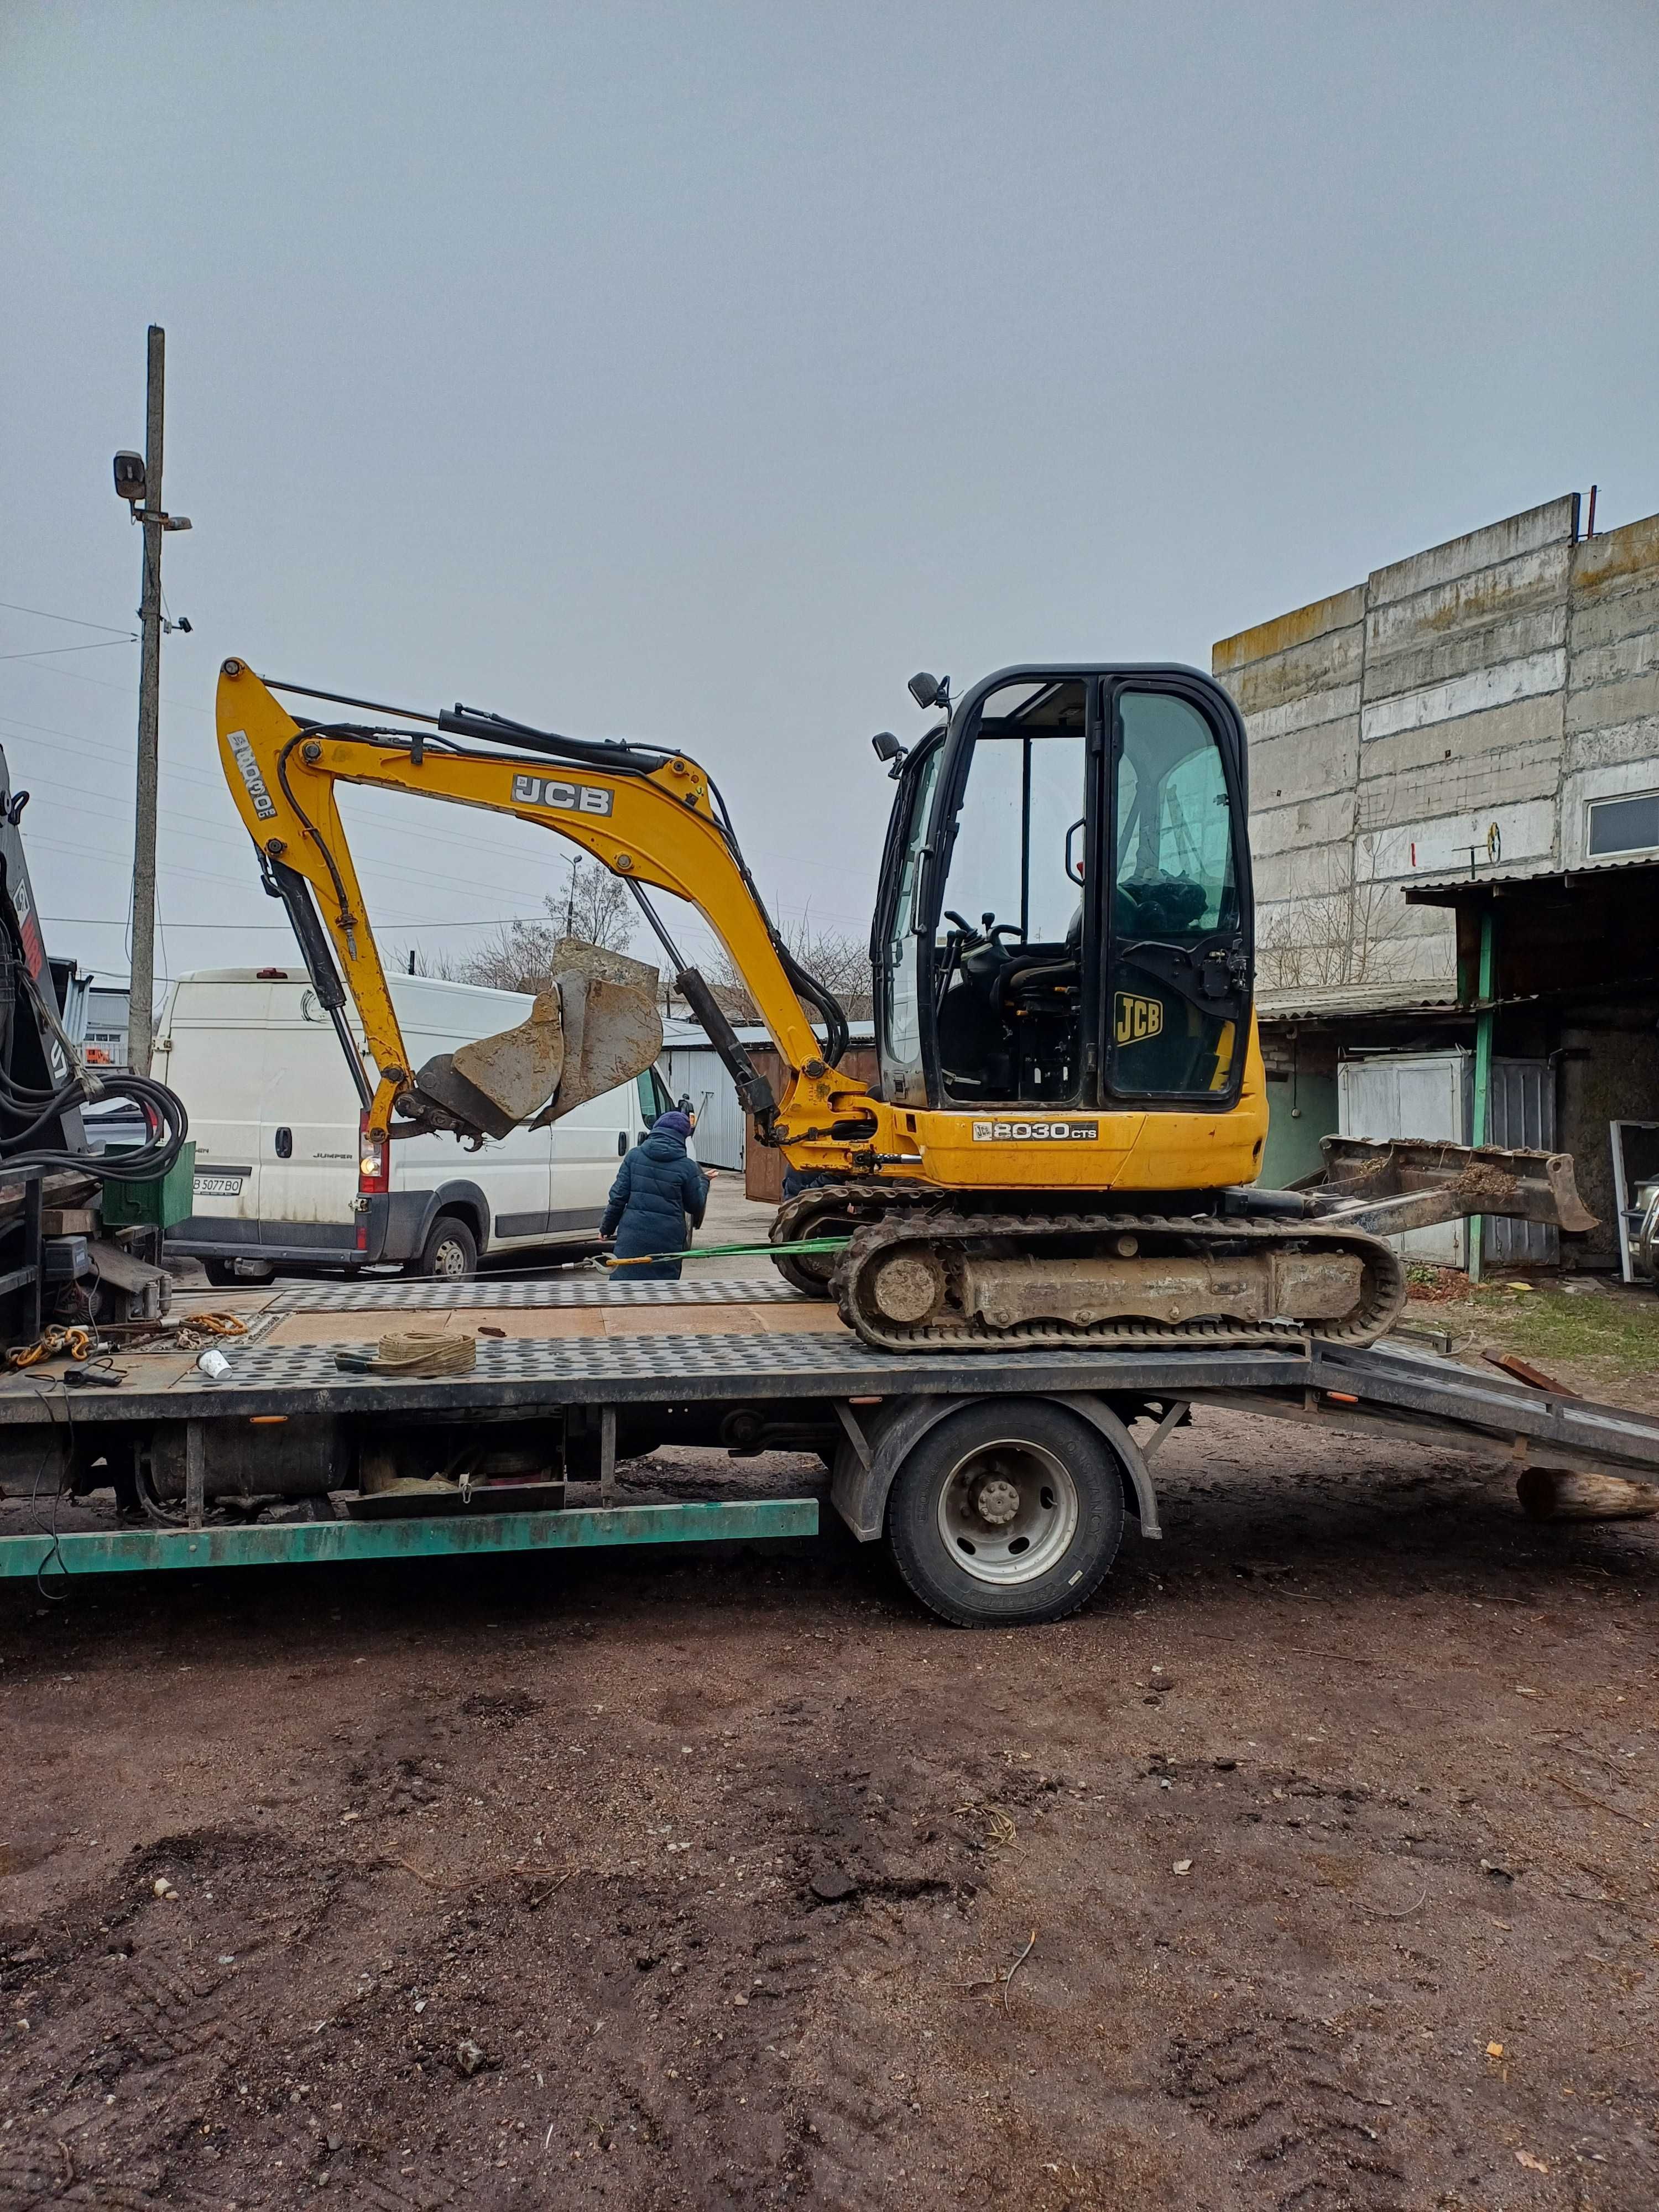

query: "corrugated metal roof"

left=1405, top=853, right=1659, bottom=899
left=1256, top=979, right=1461, bottom=1022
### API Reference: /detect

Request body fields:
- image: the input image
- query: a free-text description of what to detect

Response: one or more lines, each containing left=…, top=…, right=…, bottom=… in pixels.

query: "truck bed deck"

left=3, top=1272, right=1657, bottom=1587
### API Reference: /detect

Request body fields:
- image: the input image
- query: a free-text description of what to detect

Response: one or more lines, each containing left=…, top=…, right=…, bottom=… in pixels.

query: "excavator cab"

left=873, top=666, right=1253, bottom=1117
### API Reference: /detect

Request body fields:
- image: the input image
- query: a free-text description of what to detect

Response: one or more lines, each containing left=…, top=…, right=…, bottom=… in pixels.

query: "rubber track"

left=768, top=1180, right=940, bottom=1296
left=826, top=1206, right=1408, bottom=1356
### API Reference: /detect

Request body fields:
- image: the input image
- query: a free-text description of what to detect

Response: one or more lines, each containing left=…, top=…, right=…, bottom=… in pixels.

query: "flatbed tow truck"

left=1, top=650, right=1650, bottom=1622
left=3, top=1269, right=1657, bottom=1626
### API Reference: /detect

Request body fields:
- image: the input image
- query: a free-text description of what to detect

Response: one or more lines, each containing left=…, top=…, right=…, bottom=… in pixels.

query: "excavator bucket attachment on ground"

left=411, top=943, right=661, bottom=1142
left=1310, top=1136, right=1597, bottom=1239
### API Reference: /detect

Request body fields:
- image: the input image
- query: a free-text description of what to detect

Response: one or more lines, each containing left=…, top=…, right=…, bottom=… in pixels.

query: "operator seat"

left=995, top=904, right=1084, bottom=1015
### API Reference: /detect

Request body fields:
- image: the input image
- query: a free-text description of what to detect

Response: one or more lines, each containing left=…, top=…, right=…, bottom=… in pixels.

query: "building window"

left=1587, top=791, right=1659, bottom=858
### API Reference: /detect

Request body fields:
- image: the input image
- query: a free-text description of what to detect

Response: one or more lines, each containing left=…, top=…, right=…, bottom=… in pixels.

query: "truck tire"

left=884, top=1399, right=1125, bottom=1627
left=416, top=1215, right=478, bottom=1280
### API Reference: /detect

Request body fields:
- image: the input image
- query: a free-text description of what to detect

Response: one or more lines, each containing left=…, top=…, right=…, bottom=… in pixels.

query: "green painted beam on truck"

left=0, top=1498, right=820, bottom=1580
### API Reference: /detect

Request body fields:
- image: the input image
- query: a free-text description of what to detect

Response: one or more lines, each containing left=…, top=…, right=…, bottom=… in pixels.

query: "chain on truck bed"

left=771, top=1183, right=1407, bottom=1355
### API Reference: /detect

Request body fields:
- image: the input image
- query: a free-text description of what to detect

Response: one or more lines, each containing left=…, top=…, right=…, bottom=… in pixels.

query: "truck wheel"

left=885, top=1400, right=1125, bottom=1627
left=417, top=1215, right=478, bottom=1280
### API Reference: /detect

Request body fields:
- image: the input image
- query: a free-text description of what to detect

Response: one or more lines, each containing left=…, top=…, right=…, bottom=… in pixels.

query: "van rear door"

left=256, top=982, right=362, bottom=1257
left=157, top=978, right=264, bottom=1254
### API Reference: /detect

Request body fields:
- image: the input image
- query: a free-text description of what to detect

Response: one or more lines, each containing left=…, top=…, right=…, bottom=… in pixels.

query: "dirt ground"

left=3, top=1386, right=1656, bottom=2211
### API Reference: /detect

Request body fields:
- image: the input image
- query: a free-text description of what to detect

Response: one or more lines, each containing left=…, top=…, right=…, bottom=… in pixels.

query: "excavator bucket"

left=411, top=942, right=662, bottom=1142
left=1311, top=1136, right=1597, bottom=1239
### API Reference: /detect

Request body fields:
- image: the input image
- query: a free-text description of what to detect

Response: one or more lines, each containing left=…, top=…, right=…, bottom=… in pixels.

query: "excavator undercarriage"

left=771, top=1130, right=1594, bottom=1355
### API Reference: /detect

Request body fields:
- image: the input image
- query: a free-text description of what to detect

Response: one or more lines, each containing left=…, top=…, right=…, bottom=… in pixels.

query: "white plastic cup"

left=195, top=1348, right=231, bottom=1381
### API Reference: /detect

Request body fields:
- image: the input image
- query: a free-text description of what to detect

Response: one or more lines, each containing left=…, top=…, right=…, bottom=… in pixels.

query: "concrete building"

left=1215, top=495, right=1659, bottom=1270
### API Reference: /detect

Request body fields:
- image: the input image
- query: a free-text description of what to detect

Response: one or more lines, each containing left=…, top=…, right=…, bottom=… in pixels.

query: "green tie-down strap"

left=603, top=1235, right=850, bottom=1271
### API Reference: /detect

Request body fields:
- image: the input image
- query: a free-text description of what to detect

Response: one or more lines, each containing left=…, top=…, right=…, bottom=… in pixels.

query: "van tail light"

left=358, top=1111, right=389, bottom=1194
left=357, top=1111, right=389, bottom=1254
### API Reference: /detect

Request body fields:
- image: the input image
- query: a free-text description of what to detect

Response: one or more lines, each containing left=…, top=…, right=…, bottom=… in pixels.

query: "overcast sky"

left=4, top=2, right=1656, bottom=1001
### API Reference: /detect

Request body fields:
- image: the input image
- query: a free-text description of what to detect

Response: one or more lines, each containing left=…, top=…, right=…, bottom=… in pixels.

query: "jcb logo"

left=511, top=772, right=613, bottom=817
left=226, top=729, right=278, bottom=821
left=1114, top=992, right=1164, bottom=1045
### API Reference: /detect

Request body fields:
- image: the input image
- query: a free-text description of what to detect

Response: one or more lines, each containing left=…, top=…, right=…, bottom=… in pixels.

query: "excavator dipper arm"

left=215, top=660, right=871, bottom=1151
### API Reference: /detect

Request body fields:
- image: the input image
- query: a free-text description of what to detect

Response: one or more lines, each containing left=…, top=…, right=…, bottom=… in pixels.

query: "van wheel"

left=204, top=1260, right=238, bottom=1287
left=884, top=1400, right=1125, bottom=1627
left=416, top=1215, right=478, bottom=1280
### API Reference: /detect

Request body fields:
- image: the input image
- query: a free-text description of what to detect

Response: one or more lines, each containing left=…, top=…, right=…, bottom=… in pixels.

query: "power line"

left=41, top=912, right=553, bottom=931
left=0, top=655, right=211, bottom=712
left=18, top=804, right=576, bottom=909
left=0, top=735, right=589, bottom=901
left=0, top=709, right=228, bottom=791
left=0, top=713, right=631, bottom=886
left=0, top=599, right=138, bottom=636
left=0, top=637, right=138, bottom=662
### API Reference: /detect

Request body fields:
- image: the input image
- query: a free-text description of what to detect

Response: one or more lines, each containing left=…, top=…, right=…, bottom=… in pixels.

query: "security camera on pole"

left=112, top=325, right=191, bottom=1076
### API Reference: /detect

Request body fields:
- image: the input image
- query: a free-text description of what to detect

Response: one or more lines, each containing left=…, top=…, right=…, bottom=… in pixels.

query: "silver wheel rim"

left=936, top=1439, right=1079, bottom=1585
left=431, top=1236, right=469, bottom=1277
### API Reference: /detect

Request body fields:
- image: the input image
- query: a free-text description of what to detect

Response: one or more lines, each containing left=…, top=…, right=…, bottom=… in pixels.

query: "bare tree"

left=705, top=915, right=872, bottom=1022
left=552, top=855, right=637, bottom=953
left=410, top=858, right=637, bottom=994
left=1256, top=877, right=1419, bottom=995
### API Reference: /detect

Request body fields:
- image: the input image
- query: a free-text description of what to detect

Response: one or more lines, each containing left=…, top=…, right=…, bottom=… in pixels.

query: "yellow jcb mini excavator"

left=216, top=658, right=1591, bottom=1349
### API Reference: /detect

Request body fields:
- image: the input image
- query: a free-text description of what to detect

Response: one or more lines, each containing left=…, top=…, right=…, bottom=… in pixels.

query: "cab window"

left=933, top=679, right=1088, bottom=1104
left=1108, top=690, right=1243, bottom=1098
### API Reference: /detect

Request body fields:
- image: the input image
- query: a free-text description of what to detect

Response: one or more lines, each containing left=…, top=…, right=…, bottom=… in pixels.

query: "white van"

left=158, top=968, right=673, bottom=1282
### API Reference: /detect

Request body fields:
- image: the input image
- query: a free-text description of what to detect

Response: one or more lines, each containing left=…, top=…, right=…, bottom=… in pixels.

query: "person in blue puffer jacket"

left=601, top=1110, right=711, bottom=1281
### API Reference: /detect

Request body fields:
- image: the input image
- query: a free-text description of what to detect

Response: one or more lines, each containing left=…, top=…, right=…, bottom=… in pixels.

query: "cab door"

left=926, top=675, right=1094, bottom=1107
left=873, top=738, right=945, bottom=1108
left=1103, top=681, right=1252, bottom=1104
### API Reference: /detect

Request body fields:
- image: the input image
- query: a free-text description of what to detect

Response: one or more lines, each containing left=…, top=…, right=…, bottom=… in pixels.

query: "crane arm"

left=215, top=660, right=872, bottom=1149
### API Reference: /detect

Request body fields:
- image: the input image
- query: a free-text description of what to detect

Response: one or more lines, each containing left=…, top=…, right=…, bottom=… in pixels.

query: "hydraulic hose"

left=0, top=1071, right=188, bottom=1184
left=776, top=942, right=850, bottom=1068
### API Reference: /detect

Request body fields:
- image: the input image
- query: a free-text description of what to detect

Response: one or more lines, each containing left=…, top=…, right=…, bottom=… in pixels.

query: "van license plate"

left=193, top=1174, right=246, bottom=1197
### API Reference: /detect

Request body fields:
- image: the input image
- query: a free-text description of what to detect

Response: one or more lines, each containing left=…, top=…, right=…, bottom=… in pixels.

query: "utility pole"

left=129, top=325, right=166, bottom=1076
left=114, top=326, right=189, bottom=1074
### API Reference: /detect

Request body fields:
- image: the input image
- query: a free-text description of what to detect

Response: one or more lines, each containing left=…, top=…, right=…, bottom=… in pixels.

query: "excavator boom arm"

left=215, top=661, right=866, bottom=1143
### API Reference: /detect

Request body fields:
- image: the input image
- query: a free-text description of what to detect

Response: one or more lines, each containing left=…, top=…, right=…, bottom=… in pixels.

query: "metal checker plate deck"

left=265, top=1275, right=803, bottom=1312
left=216, top=1333, right=1238, bottom=1389
left=0, top=1333, right=1319, bottom=1426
